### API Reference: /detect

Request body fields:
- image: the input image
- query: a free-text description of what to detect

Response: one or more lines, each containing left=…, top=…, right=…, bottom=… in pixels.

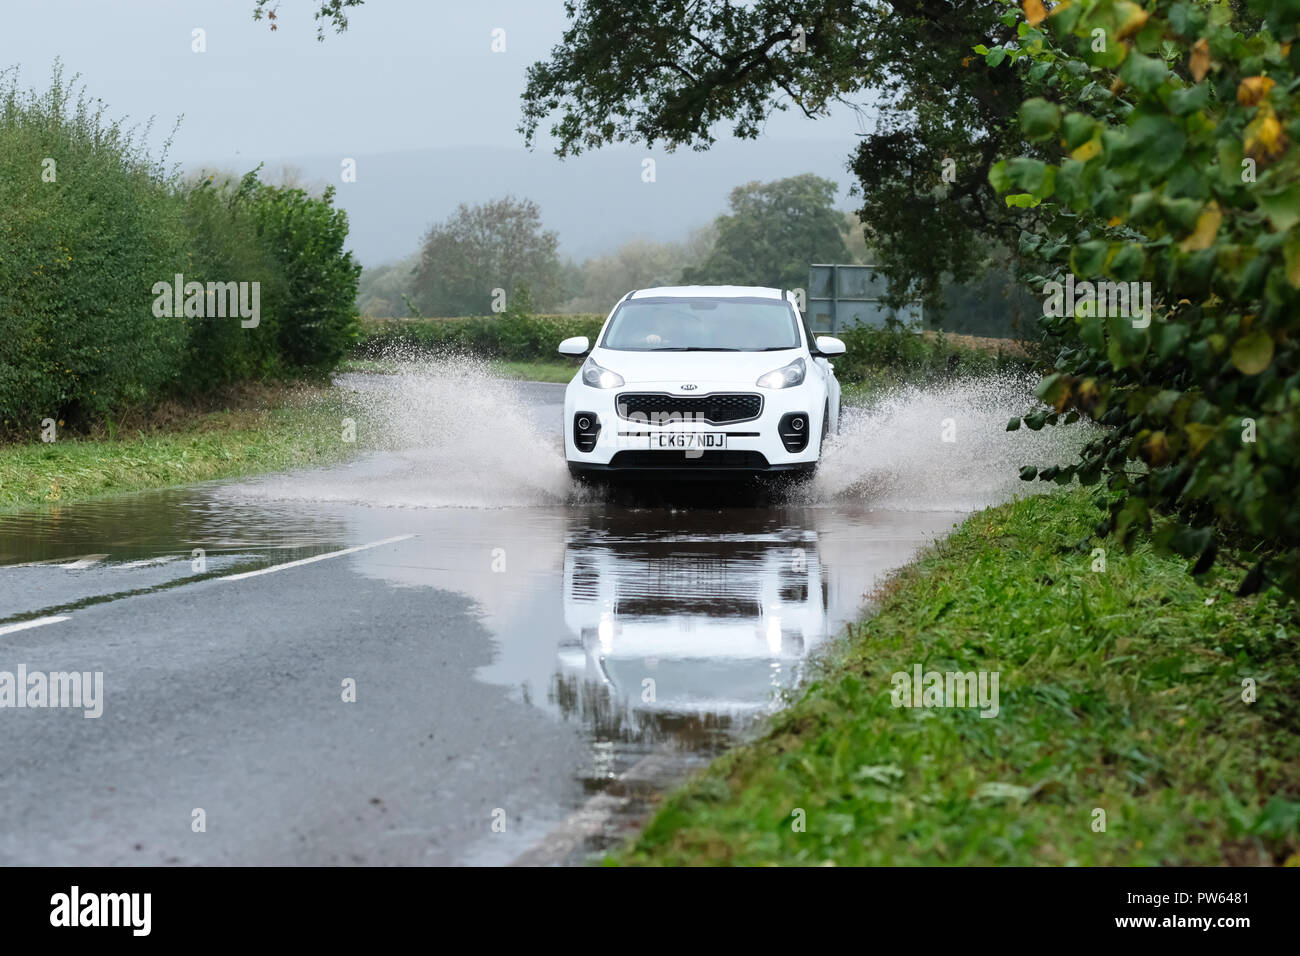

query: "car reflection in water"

left=551, top=518, right=830, bottom=763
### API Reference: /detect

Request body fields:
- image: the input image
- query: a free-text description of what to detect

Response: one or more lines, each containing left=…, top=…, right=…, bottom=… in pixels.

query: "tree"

left=681, top=174, right=850, bottom=289
left=411, top=197, right=563, bottom=317
left=246, top=174, right=362, bottom=369
left=252, top=0, right=364, bottom=40
left=261, top=2, right=1045, bottom=308
left=356, top=254, right=419, bottom=318
left=516, top=1, right=1043, bottom=310
left=562, top=226, right=716, bottom=312
left=991, top=0, right=1300, bottom=595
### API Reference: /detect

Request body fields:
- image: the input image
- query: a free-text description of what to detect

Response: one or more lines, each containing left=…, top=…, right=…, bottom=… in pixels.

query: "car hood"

left=591, top=347, right=802, bottom=386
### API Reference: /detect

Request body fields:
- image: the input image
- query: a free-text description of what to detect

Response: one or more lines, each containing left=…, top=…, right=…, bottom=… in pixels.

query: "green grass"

left=0, top=388, right=354, bottom=509
left=491, top=360, right=580, bottom=383
left=338, top=357, right=578, bottom=383
left=615, top=488, right=1300, bottom=866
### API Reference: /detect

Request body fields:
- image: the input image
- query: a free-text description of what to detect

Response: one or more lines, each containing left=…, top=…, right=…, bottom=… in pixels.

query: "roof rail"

left=781, top=289, right=787, bottom=300
left=622, top=289, right=636, bottom=301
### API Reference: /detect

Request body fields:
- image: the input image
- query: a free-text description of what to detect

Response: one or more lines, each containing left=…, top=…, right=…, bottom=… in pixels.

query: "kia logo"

left=680, top=384, right=698, bottom=390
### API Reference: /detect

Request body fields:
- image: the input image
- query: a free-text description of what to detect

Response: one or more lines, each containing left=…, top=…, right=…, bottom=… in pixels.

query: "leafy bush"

left=990, top=0, right=1300, bottom=594
left=246, top=175, right=361, bottom=369
left=178, top=174, right=287, bottom=390
left=0, top=67, right=364, bottom=439
left=832, top=325, right=1032, bottom=385
left=0, top=65, right=189, bottom=433
left=355, top=313, right=606, bottom=361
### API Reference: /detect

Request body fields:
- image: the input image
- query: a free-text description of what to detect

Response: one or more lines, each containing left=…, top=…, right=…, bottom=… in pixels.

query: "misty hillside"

left=258, top=140, right=861, bottom=267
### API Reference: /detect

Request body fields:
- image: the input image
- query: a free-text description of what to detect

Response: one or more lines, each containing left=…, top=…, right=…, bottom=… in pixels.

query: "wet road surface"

left=0, top=380, right=967, bottom=864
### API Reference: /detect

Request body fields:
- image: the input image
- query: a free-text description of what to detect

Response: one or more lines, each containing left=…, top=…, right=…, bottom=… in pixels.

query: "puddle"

left=0, top=363, right=1091, bottom=864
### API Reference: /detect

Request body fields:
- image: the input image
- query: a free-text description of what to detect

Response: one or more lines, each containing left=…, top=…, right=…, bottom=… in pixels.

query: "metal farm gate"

left=805, top=264, right=923, bottom=333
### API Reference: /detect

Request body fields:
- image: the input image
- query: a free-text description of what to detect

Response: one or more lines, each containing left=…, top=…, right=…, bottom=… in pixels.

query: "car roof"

left=627, top=285, right=786, bottom=300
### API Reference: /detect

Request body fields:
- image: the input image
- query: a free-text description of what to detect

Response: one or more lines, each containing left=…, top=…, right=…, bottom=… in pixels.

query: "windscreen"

left=600, top=296, right=802, bottom=351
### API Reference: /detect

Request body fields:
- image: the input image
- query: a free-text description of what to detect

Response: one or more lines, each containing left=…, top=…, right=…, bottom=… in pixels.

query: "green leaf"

left=1070, top=241, right=1108, bottom=278
left=1062, top=112, right=1099, bottom=150
left=1124, top=116, right=1187, bottom=177
left=1230, top=330, right=1274, bottom=375
left=1006, top=157, right=1052, bottom=195
left=1020, top=98, right=1062, bottom=142
left=988, top=159, right=1011, bottom=193
left=1169, top=82, right=1210, bottom=115
left=1120, top=53, right=1168, bottom=93
left=1107, top=243, right=1146, bottom=281
left=1257, top=186, right=1300, bottom=233
left=1036, top=372, right=1072, bottom=411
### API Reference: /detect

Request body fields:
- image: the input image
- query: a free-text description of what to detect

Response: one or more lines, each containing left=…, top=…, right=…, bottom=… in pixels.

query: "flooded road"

left=0, top=370, right=1078, bottom=865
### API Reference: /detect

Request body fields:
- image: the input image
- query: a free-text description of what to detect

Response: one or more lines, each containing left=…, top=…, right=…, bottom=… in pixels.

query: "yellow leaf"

left=1023, top=0, right=1047, bottom=26
left=1189, top=38, right=1210, bottom=83
left=1284, top=235, right=1300, bottom=288
left=1237, top=75, right=1275, bottom=107
left=1107, top=215, right=1124, bottom=227
left=1140, top=431, right=1171, bottom=467
left=1115, top=2, right=1149, bottom=39
left=1244, top=103, right=1287, bottom=165
left=1184, top=423, right=1216, bottom=458
left=1179, top=201, right=1222, bottom=252
left=1071, top=136, right=1102, bottom=161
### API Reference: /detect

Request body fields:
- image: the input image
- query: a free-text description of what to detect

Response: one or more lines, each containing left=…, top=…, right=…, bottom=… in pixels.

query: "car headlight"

left=581, top=356, right=625, bottom=389
left=756, top=357, right=805, bottom=389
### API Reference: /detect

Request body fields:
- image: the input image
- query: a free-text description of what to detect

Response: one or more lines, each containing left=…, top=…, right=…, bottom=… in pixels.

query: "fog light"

left=778, top=412, right=810, bottom=452
left=573, top=412, right=600, bottom=452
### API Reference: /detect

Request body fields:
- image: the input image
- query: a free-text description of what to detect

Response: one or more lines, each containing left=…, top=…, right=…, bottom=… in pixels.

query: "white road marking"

left=217, top=535, right=416, bottom=582
left=0, top=615, right=70, bottom=636
left=3, top=554, right=108, bottom=569
left=116, top=557, right=175, bottom=569
left=58, top=554, right=109, bottom=569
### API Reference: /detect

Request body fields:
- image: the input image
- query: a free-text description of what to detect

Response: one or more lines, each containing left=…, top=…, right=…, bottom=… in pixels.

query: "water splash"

left=809, top=372, right=1095, bottom=512
left=229, top=354, right=577, bottom=509
left=229, top=359, right=1091, bottom=513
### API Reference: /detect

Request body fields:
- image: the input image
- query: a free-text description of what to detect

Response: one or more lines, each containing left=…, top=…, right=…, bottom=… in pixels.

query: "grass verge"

left=491, top=360, right=580, bottom=383
left=0, top=385, right=352, bottom=509
left=615, top=488, right=1300, bottom=865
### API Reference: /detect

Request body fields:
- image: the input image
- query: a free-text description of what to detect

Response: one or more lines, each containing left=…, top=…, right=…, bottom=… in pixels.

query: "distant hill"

left=234, top=140, right=861, bottom=267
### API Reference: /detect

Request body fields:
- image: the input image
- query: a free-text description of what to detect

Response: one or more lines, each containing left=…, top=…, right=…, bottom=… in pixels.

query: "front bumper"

left=564, top=380, right=825, bottom=479
left=567, top=453, right=817, bottom=481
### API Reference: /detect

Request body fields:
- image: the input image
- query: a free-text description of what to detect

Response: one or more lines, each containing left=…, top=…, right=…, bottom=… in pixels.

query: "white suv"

left=559, top=285, right=845, bottom=480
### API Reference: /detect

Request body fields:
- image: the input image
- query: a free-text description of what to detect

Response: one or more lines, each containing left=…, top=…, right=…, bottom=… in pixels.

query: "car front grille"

left=615, top=392, right=763, bottom=425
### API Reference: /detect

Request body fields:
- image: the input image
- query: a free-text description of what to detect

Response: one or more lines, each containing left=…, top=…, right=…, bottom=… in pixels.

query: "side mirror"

left=815, top=335, right=846, bottom=356
left=558, top=336, right=590, bottom=357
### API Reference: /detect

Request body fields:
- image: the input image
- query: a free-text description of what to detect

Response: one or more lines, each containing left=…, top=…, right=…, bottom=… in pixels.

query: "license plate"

left=651, top=432, right=726, bottom=450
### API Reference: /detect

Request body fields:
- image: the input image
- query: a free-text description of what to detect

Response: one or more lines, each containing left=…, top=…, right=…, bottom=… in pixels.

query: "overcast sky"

left=2, top=0, right=871, bottom=166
